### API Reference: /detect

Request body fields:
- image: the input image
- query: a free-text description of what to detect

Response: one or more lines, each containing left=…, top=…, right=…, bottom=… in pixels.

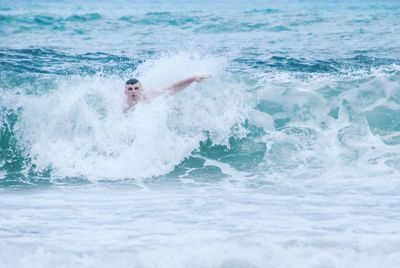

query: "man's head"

left=124, top=78, right=143, bottom=100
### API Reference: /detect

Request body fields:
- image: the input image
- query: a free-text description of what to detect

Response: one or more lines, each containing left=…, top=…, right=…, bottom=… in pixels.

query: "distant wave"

left=0, top=48, right=141, bottom=75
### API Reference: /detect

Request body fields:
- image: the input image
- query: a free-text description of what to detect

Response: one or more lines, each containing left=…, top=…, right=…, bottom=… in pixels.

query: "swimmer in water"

left=123, top=75, right=209, bottom=112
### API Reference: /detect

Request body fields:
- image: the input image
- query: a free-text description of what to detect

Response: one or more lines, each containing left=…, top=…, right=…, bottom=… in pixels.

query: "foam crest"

left=12, top=53, right=248, bottom=180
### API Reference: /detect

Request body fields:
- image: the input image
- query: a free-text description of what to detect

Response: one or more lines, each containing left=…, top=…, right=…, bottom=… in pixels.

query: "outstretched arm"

left=167, top=75, right=209, bottom=94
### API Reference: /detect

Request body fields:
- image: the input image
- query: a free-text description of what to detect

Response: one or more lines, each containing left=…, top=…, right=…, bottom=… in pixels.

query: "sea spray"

left=3, top=53, right=249, bottom=180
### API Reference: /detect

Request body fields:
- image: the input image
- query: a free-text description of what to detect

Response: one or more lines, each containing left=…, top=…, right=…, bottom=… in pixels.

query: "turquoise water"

left=1, top=1, right=400, bottom=267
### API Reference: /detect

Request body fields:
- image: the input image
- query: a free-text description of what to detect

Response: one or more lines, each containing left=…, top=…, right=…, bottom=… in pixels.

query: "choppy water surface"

left=1, top=1, right=400, bottom=267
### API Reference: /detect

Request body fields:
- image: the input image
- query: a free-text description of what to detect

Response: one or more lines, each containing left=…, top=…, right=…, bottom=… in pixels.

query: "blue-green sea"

left=1, top=1, right=400, bottom=267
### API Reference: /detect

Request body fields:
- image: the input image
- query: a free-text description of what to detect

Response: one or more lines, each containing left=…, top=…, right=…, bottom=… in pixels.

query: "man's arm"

left=167, top=75, right=209, bottom=94
left=144, top=75, right=209, bottom=100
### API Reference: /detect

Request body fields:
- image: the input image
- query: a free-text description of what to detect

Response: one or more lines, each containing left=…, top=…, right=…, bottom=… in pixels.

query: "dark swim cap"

left=125, top=78, right=140, bottom=85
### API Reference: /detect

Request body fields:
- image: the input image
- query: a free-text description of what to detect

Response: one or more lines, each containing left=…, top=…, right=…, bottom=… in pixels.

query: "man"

left=123, top=75, right=208, bottom=112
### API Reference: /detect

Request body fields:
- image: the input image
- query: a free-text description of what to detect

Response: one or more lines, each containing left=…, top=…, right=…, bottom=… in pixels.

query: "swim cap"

left=125, top=78, right=140, bottom=85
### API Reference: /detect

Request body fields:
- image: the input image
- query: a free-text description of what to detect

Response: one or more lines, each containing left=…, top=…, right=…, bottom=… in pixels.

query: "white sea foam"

left=1, top=182, right=399, bottom=268
left=12, top=53, right=249, bottom=180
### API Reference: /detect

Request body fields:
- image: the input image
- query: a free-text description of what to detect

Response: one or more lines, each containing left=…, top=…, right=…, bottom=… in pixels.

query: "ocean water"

left=1, top=0, right=400, bottom=267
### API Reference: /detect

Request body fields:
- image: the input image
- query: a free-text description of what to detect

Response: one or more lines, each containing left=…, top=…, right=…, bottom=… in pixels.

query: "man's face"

left=124, top=82, right=143, bottom=99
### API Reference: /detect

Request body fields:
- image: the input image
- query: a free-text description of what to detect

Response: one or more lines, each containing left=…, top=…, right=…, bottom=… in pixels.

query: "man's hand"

left=192, top=75, right=209, bottom=82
